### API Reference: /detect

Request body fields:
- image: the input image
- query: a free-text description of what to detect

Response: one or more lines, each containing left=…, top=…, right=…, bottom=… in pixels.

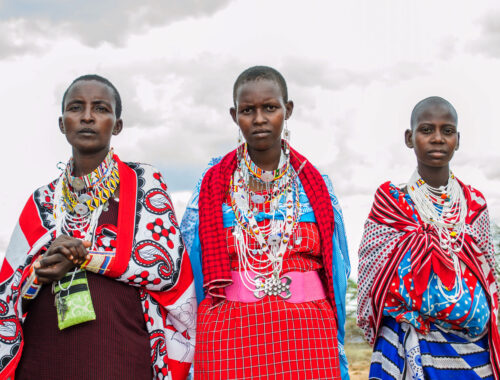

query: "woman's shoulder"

left=30, top=178, right=59, bottom=209
left=458, top=179, right=487, bottom=203
left=122, top=161, right=160, bottom=173
left=456, top=179, right=489, bottom=214
left=372, top=180, right=403, bottom=196
left=183, top=156, right=224, bottom=211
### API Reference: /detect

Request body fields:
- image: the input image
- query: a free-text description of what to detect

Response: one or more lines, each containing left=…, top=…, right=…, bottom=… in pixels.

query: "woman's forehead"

left=66, top=80, right=114, bottom=100
left=416, top=103, right=456, bottom=124
left=235, top=79, right=284, bottom=102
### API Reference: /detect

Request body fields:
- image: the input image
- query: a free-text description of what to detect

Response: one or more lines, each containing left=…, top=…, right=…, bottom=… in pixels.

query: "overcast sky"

left=2, top=0, right=500, bottom=278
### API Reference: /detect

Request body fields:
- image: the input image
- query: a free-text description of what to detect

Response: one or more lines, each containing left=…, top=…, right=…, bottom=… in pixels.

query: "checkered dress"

left=182, top=145, right=349, bottom=379
left=195, top=222, right=340, bottom=379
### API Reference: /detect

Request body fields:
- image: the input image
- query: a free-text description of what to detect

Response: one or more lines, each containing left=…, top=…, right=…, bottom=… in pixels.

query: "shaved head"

left=410, top=96, right=457, bottom=130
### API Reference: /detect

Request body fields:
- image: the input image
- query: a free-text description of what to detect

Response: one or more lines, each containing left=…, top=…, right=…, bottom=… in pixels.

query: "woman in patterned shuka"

left=0, top=75, right=196, bottom=380
left=357, top=96, right=500, bottom=379
left=180, top=66, right=350, bottom=379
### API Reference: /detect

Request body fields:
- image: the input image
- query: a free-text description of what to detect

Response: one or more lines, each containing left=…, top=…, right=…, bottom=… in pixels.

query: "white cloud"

left=0, top=0, right=233, bottom=47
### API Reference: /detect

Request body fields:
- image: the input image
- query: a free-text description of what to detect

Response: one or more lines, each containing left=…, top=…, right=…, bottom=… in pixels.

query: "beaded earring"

left=236, top=126, right=244, bottom=161
left=283, top=120, right=290, bottom=155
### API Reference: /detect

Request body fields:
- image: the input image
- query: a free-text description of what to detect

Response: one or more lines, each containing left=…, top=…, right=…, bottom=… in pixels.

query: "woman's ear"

left=230, top=107, right=237, bottom=124
left=285, top=100, right=294, bottom=120
left=404, top=129, right=413, bottom=148
left=59, top=117, right=65, bottom=134
left=112, top=119, right=123, bottom=136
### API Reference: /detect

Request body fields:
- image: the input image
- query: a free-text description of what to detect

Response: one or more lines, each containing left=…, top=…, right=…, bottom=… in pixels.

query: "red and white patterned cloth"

left=0, top=156, right=196, bottom=380
left=357, top=180, right=500, bottom=378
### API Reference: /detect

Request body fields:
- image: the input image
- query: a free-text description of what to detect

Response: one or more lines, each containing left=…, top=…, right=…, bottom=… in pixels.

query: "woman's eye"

left=266, top=105, right=277, bottom=111
left=241, top=108, right=252, bottom=114
left=68, top=105, right=81, bottom=111
left=95, top=105, right=107, bottom=112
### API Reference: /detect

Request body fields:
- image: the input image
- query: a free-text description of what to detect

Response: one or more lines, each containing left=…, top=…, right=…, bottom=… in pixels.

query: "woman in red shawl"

left=0, top=75, right=196, bottom=380
left=357, top=96, right=499, bottom=379
left=180, top=66, right=350, bottom=379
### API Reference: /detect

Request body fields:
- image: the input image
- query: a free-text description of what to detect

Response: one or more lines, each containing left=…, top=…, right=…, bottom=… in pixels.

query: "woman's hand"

left=45, top=235, right=91, bottom=266
left=34, top=253, right=75, bottom=283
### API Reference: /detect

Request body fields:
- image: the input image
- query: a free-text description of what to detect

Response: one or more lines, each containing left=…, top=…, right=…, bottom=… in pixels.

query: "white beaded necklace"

left=406, top=169, right=466, bottom=303
left=230, top=146, right=301, bottom=293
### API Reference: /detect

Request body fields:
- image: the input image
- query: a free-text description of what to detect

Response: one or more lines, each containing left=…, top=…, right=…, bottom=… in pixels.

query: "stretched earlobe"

left=58, top=117, right=65, bottom=134
left=404, top=129, right=413, bottom=148
left=112, top=119, right=123, bottom=136
left=230, top=107, right=237, bottom=124
left=285, top=100, right=294, bottom=120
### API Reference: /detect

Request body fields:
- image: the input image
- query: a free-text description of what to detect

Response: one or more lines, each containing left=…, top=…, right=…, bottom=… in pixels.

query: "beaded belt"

left=224, top=270, right=326, bottom=303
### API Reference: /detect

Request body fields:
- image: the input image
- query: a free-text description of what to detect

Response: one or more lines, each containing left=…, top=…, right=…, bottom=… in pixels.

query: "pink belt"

left=224, top=270, right=326, bottom=303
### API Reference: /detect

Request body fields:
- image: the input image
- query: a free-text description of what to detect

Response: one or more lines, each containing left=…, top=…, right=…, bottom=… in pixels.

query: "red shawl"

left=0, top=156, right=196, bottom=380
left=357, top=180, right=500, bottom=378
left=198, top=145, right=336, bottom=306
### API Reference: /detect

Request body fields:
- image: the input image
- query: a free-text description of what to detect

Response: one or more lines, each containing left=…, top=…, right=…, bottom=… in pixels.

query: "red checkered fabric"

left=227, top=222, right=323, bottom=272
left=198, top=145, right=336, bottom=305
left=195, top=296, right=340, bottom=379
left=195, top=222, right=340, bottom=379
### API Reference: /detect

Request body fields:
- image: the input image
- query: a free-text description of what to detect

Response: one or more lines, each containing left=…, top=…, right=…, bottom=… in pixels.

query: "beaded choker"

left=242, top=142, right=290, bottom=183
left=66, top=149, right=115, bottom=191
left=60, top=149, right=119, bottom=215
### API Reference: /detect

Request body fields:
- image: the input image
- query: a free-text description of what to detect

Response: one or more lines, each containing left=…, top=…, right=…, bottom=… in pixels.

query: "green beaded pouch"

left=53, top=269, right=96, bottom=330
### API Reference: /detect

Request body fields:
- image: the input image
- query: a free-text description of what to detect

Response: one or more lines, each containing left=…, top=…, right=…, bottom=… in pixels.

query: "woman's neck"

left=418, top=163, right=450, bottom=188
left=247, top=143, right=282, bottom=171
left=72, top=148, right=109, bottom=177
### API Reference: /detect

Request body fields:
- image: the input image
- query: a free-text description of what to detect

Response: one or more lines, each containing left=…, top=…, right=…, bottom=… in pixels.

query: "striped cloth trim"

left=370, top=317, right=493, bottom=380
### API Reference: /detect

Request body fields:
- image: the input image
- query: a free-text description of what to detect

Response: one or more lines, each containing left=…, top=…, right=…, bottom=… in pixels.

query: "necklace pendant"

left=72, top=178, right=85, bottom=192
left=78, top=194, right=92, bottom=203
left=268, top=234, right=281, bottom=246
left=74, top=203, right=89, bottom=215
left=261, top=172, right=275, bottom=183
left=251, top=194, right=266, bottom=204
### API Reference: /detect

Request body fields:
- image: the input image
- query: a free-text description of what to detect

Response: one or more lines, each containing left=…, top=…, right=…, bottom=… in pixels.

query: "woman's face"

left=59, top=80, right=122, bottom=156
left=230, top=79, right=293, bottom=152
left=405, top=104, right=459, bottom=169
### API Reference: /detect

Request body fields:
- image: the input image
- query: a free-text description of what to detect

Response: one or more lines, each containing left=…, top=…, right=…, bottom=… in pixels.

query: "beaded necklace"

left=67, top=149, right=115, bottom=190
left=243, top=142, right=290, bottom=183
left=54, top=149, right=120, bottom=244
left=61, top=149, right=119, bottom=215
left=407, top=169, right=466, bottom=303
left=230, top=143, right=301, bottom=293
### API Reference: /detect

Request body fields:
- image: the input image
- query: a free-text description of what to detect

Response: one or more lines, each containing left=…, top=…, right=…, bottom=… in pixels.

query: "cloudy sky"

left=2, top=0, right=500, bottom=278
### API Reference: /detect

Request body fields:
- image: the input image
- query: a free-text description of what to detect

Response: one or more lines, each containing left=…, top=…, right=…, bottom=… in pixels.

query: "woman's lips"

left=252, top=130, right=271, bottom=138
left=78, top=128, right=96, bottom=135
left=428, top=150, right=447, bottom=158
